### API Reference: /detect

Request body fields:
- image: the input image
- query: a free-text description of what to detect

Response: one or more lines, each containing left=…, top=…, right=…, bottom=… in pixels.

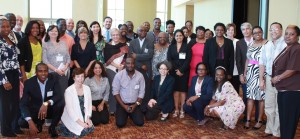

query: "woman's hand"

left=86, top=119, right=93, bottom=128
left=175, top=69, right=183, bottom=76
left=117, top=64, right=124, bottom=71
left=259, top=81, right=266, bottom=91
left=97, top=103, right=104, bottom=112
left=77, top=120, right=88, bottom=128
left=148, top=99, right=157, bottom=107
left=92, top=106, right=96, bottom=111
left=56, top=69, right=65, bottom=76
left=271, top=75, right=281, bottom=84
left=240, top=74, right=246, bottom=84
left=218, top=99, right=226, bottom=106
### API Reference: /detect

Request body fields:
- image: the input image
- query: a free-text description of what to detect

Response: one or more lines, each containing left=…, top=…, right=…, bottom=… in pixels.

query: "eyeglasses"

left=269, top=28, right=281, bottom=32
left=253, top=31, right=262, bottom=35
left=197, top=68, right=206, bottom=71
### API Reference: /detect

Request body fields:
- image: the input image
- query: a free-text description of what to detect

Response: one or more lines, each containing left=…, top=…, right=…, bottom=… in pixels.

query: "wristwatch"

left=136, top=101, right=141, bottom=106
left=43, top=102, right=49, bottom=106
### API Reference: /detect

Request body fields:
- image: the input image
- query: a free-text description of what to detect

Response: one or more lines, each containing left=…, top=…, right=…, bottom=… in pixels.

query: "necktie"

left=106, top=30, right=110, bottom=42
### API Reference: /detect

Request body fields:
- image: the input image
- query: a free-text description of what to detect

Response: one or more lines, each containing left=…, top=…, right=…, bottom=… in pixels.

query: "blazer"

left=235, top=38, right=248, bottom=75
left=151, top=75, right=175, bottom=107
left=17, top=36, right=42, bottom=72
left=61, top=84, right=92, bottom=135
left=167, top=43, right=192, bottom=74
left=187, top=75, right=214, bottom=101
left=203, top=37, right=234, bottom=76
left=129, top=37, right=154, bottom=76
left=20, top=74, right=61, bottom=118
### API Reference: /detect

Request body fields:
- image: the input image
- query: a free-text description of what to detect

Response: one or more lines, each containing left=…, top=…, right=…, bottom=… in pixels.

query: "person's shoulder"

left=24, top=76, right=37, bottom=85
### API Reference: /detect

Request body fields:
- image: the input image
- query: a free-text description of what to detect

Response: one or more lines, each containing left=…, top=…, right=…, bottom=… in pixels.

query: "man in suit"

left=129, top=25, right=154, bottom=112
left=19, top=63, right=64, bottom=137
left=13, top=15, right=25, bottom=38
left=235, top=22, right=259, bottom=122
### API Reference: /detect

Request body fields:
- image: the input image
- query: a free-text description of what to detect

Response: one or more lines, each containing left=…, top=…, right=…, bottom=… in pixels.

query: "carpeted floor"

left=4, top=115, right=300, bottom=139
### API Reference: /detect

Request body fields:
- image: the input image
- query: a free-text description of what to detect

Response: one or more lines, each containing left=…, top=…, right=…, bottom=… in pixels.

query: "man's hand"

left=3, top=82, right=12, bottom=90
left=28, top=120, right=39, bottom=135
left=131, top=53, right=137, bottom=59
left=141, top=65, right=147, bottom=71
left=259, top=81, right=265, bottom=91
left=239, top=75, right=246, bottom=84
left=97, top=104, right=104, bottom=112
left=129, top=104, right=138, bottom=113
left=38, top=104, right=48, bottom=120
left=175, top=69, right=183, bottom=76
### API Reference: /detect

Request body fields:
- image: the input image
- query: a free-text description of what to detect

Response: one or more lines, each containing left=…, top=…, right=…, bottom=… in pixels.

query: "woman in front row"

left=183, top=62, right=213, bottom=126
left=84, top=61, right=110, bottom=125
left=58, top=68, right=94, bottom=138
left=205, top=66, right=245, bottom=129
left=146, top=61, right=175, bottom=121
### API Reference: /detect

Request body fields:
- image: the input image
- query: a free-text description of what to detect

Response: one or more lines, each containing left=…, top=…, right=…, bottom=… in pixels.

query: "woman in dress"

left=226, top=23, right=240, bottom=92
left=244, top=26, right=267, bottom=129
left=188, top=26, right=206, bottom=87
left=84, top=61, right=110, bottom=125
left=89, top=21, right=106, bottom=64
left=152, top=32, right=169, bottom=78
left=167, top=29, right=191, bottom=118
left=0, top=15, right=22, bottom=137
left=71, top=27, right=96, bottom=75
left=103, top=28, right=128, bottom=114
left=59, top=68, right=94, bottom=138
left=18, top=20, right=41, bottom=81
left=42, top=25, right=70, bottom=96
left=146, top=61, right=174, bottom=121
left=184, top=62, right=213, bottom=125
left=204, top=66, right=245, bottom=129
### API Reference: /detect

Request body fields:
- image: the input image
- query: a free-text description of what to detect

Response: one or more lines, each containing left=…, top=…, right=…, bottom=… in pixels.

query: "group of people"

left=0, top=12, right=300, bottom=139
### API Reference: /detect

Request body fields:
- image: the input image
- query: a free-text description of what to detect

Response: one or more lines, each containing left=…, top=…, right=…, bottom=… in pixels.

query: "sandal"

left=179, top=111, right=185, bottom=119
left=244, top=120, right=251, bottom=129
left=253, top=121, right=263, bottom=130
left=172, top=110, right=179, bottom=117
left=161, top=113, right=169, bottom=121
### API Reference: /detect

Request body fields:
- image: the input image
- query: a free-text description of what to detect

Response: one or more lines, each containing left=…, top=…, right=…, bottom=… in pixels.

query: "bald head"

left=66, top=18, right=74, bottom=31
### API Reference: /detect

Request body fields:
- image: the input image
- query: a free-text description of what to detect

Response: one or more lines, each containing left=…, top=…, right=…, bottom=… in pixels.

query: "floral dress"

left=95, top=40, right=106, bottom=64
left=152, top=47, right=168, bottom=78
left=210, top=81, right=245, bottom=129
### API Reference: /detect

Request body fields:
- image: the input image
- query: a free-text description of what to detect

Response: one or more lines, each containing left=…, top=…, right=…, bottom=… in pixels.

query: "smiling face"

left=252, top=28, right=263, bottom=41
left=196, top=29, right=205, bottom=39
left=241, top=25, right=252, bottom=37
left=93, top=63, right=102, bottom=77
left=284, top=26, right=299, bottom=45
left=125, top=58, right=135, bottom=72
left=175, top=31, right=184, bottom=43
left=91, top=23, right=100, bottom=34
left=226, top=26, right=235, bottom=38
left=74, top=73, right=85, bottom=85
left=185, top=21, right=192, bottom=32
left=0, top=20, right=11, bottom=37
left=104, top=18, right=112, bottom=29
left=30, top=23, right=40, bottom=37
left=196, top=64, right=207, bottom=77
left=111, top=29, right=120, bottom=43
left=215, top=26, right=225, bottom=37
left=120, top=25, right=128, bottom=36
left=269, top=23, right=282, bottom=40
left=215, top=69, right=225, bottom=83
left=158, top=64, right=169, bottom=76
left=66, top=19, right=74, bottom=31
left=48, top=27, right=59, bottom=39
left=153, top=19, right=161, bottom=30
left=36, top=64, right=49, bottom=83
left=167, top=24, right=175, bottom=34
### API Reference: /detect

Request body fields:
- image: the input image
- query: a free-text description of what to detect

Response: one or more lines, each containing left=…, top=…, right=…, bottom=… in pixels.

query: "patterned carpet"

left=3, top=115, right=300, bottom=139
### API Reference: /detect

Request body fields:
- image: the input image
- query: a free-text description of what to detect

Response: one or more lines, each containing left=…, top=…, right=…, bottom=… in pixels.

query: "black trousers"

left=183, top=99, right=210, bottom=121
left=91, top=100, right=109, bottom=125
left=145, top=105, right=161, bottom=121
left=278, top=91, right=300, bottom=139
left=19, top=99, right=65, bottom=129
left=115, top=103, right=144, bottom=128
left=0, top=70, right=20, bottom=134
left=136, top=68, right=151, bottom=113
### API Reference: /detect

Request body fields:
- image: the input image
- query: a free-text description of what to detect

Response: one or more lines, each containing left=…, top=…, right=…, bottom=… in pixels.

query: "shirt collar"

left=37, top=78, right=48, bottom=85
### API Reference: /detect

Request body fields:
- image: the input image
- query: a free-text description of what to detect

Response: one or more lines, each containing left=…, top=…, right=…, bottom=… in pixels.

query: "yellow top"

left=26, top=42, right=42, bottom=78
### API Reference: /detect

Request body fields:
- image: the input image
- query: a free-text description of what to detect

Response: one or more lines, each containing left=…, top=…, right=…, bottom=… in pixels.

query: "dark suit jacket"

left=236, top=38, right=248, bottom=75
left=20, top=75, right=62, bottom=118
left=17, top=36, right=42, bottom=72
left=13, top=31, right=24, bottom=41
left=187, top=76, right=214, bottom=101
left=129, top=37, right=154, bottom=76
left=151, top=75, right=175, bottom=112
left=203, top=37, right=234, bottom=76
left=167, top=43, right=192, bottom=74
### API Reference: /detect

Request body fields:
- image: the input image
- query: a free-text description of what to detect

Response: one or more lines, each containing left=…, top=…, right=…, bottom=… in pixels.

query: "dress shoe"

left=261, top=133, right=272, bottom=137
left=14, top=129, right=24, bottom=134
left=2, top=131, right=17, bottom=137
left=37, top=124, right=43, bottom=133
left=253, top=121, right=263, bottom=130
left=48, top=126, right=58, bottom=138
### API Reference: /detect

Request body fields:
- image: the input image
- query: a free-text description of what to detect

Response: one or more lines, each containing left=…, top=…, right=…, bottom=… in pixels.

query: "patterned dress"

left=152, top=47, right=168, bottom=78
left=94, top=40, right=106, bottom=64
left=246, top=44, right=265, bottom=100
left=210, top=81, right=245, bottom=129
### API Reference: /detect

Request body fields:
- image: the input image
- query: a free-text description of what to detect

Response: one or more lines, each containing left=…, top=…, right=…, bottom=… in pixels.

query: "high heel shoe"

left=161, top=113, right=169, bottom=121
left=172, top=110, right=179, bottom=117
left=244, top=120, right=251, bottom=129
left=253, top=121, right=263, bottom=130
left=179, top=111, right=185, bottom=119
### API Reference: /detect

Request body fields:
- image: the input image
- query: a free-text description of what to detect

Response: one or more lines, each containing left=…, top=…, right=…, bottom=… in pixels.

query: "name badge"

left=179, top=53, right=186, bottom=59
left=47, top=91, right=53, bottom=97
left=96, top=50, right=100, bottom=55
left=134, top=85, right=140, bottom=89
left=144, top=48, right=148, bottom=53
left=56, top=54, right=63, bottom=62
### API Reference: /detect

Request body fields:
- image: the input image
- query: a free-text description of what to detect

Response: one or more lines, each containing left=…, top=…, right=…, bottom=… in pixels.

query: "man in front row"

left=19, top=63, right=64, bottom=137
left=112, top=57, right=145, bottom=128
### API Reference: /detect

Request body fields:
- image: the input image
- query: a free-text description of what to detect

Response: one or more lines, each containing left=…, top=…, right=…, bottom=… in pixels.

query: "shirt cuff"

left=25, top=117, right=32, bottom=121
left=49, top=100, right=54, bottom=105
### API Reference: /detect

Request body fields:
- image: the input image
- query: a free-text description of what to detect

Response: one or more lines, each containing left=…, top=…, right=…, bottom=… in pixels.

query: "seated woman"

left=146, top=61, right=175, bottom=121
left=204, top=66, right=245, bottom=130
left=183, top=62, right=213, bottom=125
left=58, top=68, right=94, bottom=138
left=84, top=61, right=110, bottom=125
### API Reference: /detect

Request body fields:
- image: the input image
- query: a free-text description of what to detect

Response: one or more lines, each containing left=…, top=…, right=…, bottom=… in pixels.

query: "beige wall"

left=73, top=0, right=98, bottom=26
left=123, top=0, right=156, bottom=30
left=194, top=0, right=233, bottom=31
left=171, top=1, right=187, bottom=30
left=268, top=0, right=300, bottom=30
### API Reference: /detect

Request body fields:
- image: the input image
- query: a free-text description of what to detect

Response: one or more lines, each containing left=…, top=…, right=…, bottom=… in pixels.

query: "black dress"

left=167, top=43, right=191, bottom=92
